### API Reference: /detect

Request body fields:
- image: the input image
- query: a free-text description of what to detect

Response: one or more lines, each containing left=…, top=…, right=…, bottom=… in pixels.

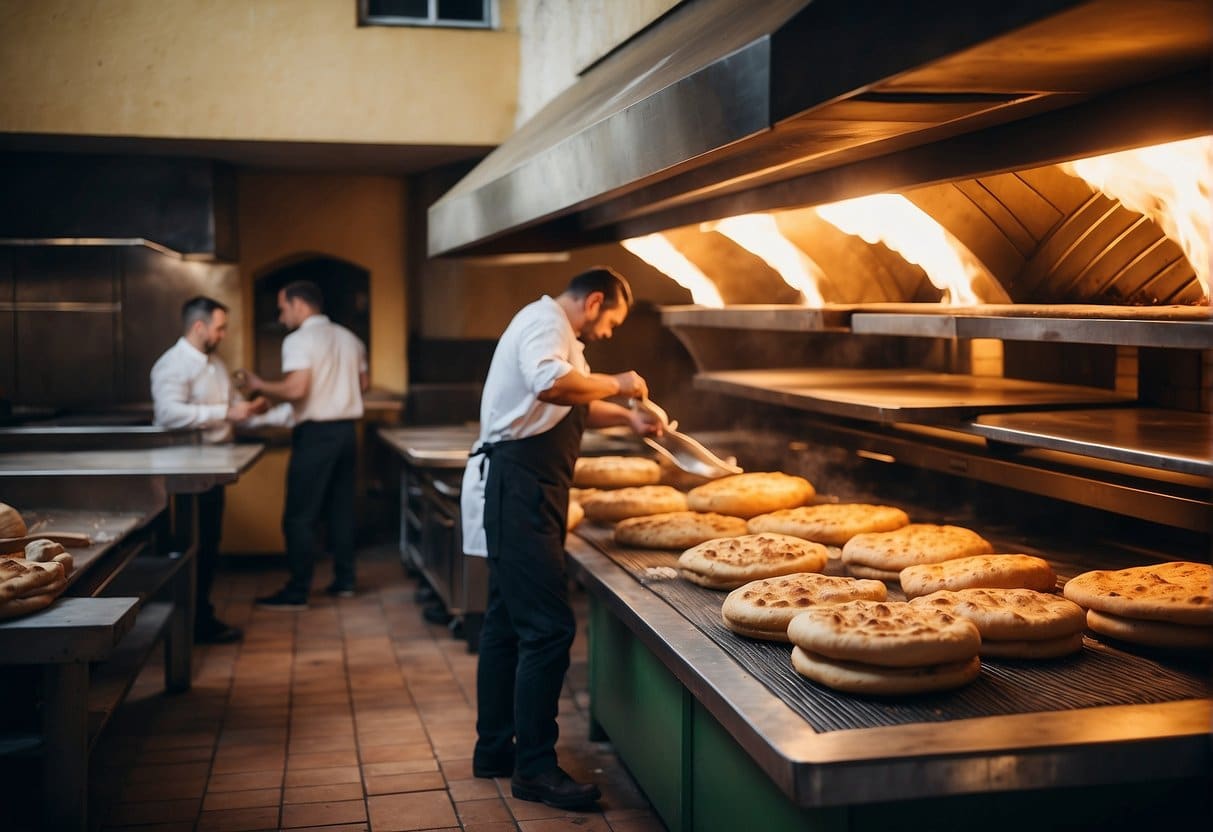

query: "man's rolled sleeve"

left=280, top=334, right=310, bottom=374
left=517, top=321, right=573, bottom=395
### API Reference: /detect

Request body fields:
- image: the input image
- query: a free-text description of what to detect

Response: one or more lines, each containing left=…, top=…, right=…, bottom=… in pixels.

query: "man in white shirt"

left=150, top=296, right=270, bottom=644
left=463, top=267, right=660, bottom=810
left=240, top=280, right=368, bottom=610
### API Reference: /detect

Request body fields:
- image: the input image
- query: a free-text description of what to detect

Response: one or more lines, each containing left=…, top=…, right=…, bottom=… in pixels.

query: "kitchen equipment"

left=631, top=397, right=743, bottom=479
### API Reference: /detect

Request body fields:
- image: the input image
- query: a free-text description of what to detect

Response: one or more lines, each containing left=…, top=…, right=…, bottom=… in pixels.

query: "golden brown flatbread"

left=567, top=501, right=584, bottom=531
left=909, top=588, right=1086, bottom=642
left=841, top=524, right=993, bottom=572
left=1085, top=609, right=1213, bottom=650
left=845, top=563, right=902, bottom=582
left=678, top=533, right=830, bottom=591
left=0, top=559, right=65, bottom=603
left=573, top=456, right=661, bottom=488
left=979, top=632, right=1085, bottom=659
left=1063, top=562, right=1213, bottom=627
left=747, top=504, right=909, bottom=545
left=722, top=573, right=888, bottom=641
left=900, top=554, right=1056, bottom=599
left=791, top=647, right=980, bottom=696
left=582, top=485, right=688, bottom=522
left=686, top=473, right=815, bottom=519
left=613, top=511, right=748, bottom=550
left=786, top=599, right=981, bottom=668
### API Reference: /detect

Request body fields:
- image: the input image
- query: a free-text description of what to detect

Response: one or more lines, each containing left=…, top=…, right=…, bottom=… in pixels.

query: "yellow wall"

left=237, top=171, right=408, bottom=393
left=0, top=0, right=518, bottom=145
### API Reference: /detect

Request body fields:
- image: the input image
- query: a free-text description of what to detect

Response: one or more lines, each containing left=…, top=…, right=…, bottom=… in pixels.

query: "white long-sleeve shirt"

left=460, top=295, right=589, bottom=556
left=150, top=337, right=291, bottom=443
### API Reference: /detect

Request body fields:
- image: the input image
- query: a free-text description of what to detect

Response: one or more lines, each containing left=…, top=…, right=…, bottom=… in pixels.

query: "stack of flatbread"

left=687, top=472, right=815, bottom=519
left=614, top=511, right=748, bottom=550
left=900, top=554, right=1057, bottom=599
left=841, top=524, right=994, bottom=581
left=582, top=485, right=688, bottom=522
left=787, top=600, right=982, bottom=695
left=1063, top=561, right=1213, bottom=650
left=910, top=588, right=1086, bottom=658
left=678, top=533, right=829, bottom=590
left=0, top=539, right=75, bottom=620
left=722, top=573, right=887, bottom=641
left=748, top=503, right=909, bottom=545
left=573, top=456, right=661, bottom=488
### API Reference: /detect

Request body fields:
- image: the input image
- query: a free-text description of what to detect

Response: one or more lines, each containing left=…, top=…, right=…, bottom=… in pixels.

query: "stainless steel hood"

left=428, top=0, right=1212, bottom=257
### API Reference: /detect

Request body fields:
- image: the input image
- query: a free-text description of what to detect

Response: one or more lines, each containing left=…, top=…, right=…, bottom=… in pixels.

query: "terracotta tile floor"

left=91, top=545, right=666, bottom=832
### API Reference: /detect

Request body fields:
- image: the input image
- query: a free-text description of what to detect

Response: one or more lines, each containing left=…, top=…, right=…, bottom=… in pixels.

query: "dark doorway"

left=253, top=255, right=371, bottom=378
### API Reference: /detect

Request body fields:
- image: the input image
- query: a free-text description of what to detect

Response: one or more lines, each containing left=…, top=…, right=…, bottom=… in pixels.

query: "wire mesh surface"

left=574, top=524, right=1211, bottom=733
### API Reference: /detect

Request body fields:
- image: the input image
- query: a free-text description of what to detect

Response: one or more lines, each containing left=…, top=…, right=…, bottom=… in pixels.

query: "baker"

left=463, top=267, right=661, bottom=809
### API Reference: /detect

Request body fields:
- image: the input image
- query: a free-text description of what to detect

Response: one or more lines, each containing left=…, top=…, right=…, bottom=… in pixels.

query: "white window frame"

left=358, top=0, right=496, bottom=29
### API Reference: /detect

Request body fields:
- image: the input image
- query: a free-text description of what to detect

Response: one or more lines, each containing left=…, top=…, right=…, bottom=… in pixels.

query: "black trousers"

left=195, top=484, right=225, bottom=624
left=474, top=458, right=576, bottom=778
left=283, top=419, right=357, bottom=594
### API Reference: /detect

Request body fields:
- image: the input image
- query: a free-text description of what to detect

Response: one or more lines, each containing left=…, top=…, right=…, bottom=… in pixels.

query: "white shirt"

left=282, top=315, right=368, bottom=423
left=150, top=337, right=241, bottom=443
left=461, top=296, right=589, bottom=556
left=150, top=337, right=293, bottom=443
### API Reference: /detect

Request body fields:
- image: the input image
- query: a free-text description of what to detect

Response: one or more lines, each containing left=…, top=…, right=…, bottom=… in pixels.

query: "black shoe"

left=255, top=589, right=308, bottom=611
left=325, top=582, right=355, bottom=598
left=511, top=767, right=601, bottom=809
left=195, top=618, right=243, bottom=644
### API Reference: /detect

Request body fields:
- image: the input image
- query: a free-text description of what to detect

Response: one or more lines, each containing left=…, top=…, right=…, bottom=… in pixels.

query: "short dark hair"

left=565, top=266, right=633, bottom=310
left=181, top=296, right=227, bottom=330
left=281, top=280, right=325, bottom=312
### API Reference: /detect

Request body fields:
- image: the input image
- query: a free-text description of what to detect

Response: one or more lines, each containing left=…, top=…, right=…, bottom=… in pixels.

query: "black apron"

left=476, top=405, right=587, bottom=558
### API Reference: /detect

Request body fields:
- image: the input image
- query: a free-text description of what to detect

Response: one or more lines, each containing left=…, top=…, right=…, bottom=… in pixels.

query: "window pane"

left=367, top=0, right=429, bottom=18
left=437, top=0, right=487, bottom=22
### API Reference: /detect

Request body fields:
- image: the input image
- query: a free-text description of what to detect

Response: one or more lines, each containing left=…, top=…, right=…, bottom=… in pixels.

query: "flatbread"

left=841, top=524, right=993, bottom=572
left=0, top=592, right=56, bottom=621
left=786, top=599, right=981, bottom=668
left=791, top=647, right=981, bottom=696
left=1086, top=609, right=1213, bottom=650
left=722, top=573, right=888, bottom=640
left=24, top=539, right=67, bottom=562
left=567, top=501, right=584, bottom=531
left=1063, top=562, right=1213, bottom=627
left=679, top=533, right=830, bottom=590
left=0, top=559, right=65, bottom=603
left=845, top=563, right=902, bottom=582
left=900, top=554, right=1056, bottom=599
left=569, top=487, right=601, bottom=504
left=909, top=588, right=1086, bottom=641
left=573, top=456, right=661, bottom=488
left=686, top=472, right=815, bottom=519
left=979, top=632, right=1085, bottom=659
left=582, top=485, right=688, bottom=522
left=747, top=504, right=909, bottom=545
left=614, top=511, right=748, bottom=550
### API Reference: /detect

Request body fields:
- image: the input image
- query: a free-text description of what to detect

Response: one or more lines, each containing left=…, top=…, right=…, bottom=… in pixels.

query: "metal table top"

left=566, top=532, right=1211, bottom=807
left=972, top=408, right=1213, bottom=478
left=697, top=368, right=1132, bottom=424
left=17, top=508, right=156, bottom=590
left=378, top=425, right=644, bottom=468
left=0, top=444, right=265, bottom=493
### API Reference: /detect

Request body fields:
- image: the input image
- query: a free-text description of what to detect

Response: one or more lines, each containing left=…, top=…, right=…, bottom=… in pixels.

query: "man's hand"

left=235, top=369, right=262, bottom=394
left=612, top=371, right=649, bottom=400
left=628, top=407, right=664, bottom=437
left=227, top=400, right=263, bottom=421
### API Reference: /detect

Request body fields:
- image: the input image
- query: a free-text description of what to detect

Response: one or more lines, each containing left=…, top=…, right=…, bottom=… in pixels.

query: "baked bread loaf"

left=0, top=503, right=27, bottom=539
left=573, top=456, right=661, bottom=488
left=614, top=511, right=748, bottom=550
left=1063, top=562, right=1213, bottom=627
left=910, top=588, right=1085, bottom=658
left=786, top=599, right=981, bottom=668
left=1085, top=609, right=1213, bottom=650
left=0, top=558, right=65, bottom=603
left=582, top=485, right=688, bottom=523
left=678, top=533, right=829, bottom=591
left=24, top=539, right=67, bottom=563
left=722, top=573, right=887, bottom=641
left=686, top=472, right=815, bottom=519
left=748, top=504, right=909, bottom=545
left=842, top=524, right=993, bottom=573
left=900, top=554, right=1057, bottom=599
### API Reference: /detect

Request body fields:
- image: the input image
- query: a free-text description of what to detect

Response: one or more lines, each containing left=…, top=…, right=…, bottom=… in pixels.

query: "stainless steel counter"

left=378, top=424, right=645, bottom=468
left=18, top=508, right=154, bottom=590
left=566, top=532, right=1211, bottom=807
left=0, top=444, right=265, bottom=493
left=696, top=368, right=1132, bottom=424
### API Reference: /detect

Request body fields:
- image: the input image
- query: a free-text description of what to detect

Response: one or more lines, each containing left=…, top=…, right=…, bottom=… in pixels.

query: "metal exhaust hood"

left=428, top=0, right=1211, bottom=258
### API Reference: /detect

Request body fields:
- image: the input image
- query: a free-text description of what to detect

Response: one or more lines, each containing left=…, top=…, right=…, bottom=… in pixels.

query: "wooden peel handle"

left=0, top=533, right=93, bottom=554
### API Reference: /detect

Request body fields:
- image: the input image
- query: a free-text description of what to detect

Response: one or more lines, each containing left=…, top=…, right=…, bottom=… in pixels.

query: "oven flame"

left=621, top=233, right=725, bottom=307
left=1061, top=136, right=1211, bottom=302
left=815, top=194, right=991, bottom=306
left=704, top=214, right=827, bottom=307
